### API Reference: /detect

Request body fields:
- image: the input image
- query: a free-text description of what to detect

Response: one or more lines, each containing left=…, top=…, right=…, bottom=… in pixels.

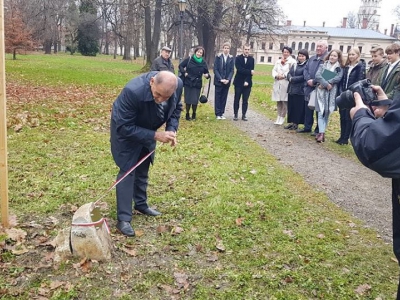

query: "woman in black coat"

left=179, top=46, right=210, bottom=120
left=285, top=49, right=309, bottom=130
left=337, top=47, right=366, bottom=145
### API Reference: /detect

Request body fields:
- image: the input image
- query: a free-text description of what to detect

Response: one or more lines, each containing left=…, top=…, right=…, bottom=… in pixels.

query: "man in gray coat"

left=297, top=40, right=328, bottom=134
left=150, top=46, right=175, bottom=73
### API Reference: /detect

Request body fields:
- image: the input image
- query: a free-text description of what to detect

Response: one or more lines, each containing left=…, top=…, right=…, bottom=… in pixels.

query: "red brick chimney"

left=342, top=17, right=347, bottom=28
left=362, top=18, right=368, bottom=29
left=384, top=29, right=387, bottom=35
left=376, top=24, right=379, bottom=31
left=391, top=24, right=395, bottom=36
left=303, top=21, right=306, bottom=27
left=286, top=20, right=292, bottom=26
left=323, top=21, right=325, bottom=27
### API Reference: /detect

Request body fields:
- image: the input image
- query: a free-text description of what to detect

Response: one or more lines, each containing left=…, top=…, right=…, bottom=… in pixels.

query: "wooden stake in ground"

left=0, top=0, right=9, bottom=227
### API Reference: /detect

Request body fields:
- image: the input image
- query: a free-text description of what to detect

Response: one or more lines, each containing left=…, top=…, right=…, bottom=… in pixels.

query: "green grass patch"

left=1, top=53, right=397, bottom=299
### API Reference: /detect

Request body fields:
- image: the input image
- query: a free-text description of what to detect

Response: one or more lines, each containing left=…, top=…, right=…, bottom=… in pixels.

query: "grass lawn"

left=0, top=53, right=398, bottom=299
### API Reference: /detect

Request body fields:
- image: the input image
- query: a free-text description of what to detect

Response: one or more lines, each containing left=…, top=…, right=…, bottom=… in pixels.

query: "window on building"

left=261, top=42, right=266, bottom=50
left=291, top=42, right=296, bottom=50
left=267, top=56, right=272, bottom=63
left=311, top=43, right=315, bottom=51
left=298, top=42, right=303, bottom=50
left=250, top=41, right=254, bottom=49
left=339, top=45, right=344, bottom=52
left=280, top=43, right=284, bottom=50
left=347, top=46, right=352, bottom=53
left=269, top=43, right=273, bottom=50
left=328, top=45, right=332, bottom=51
left=358, top=46, right=363, bottom=53
left=305, top=42, right=309, bottom=50
left=260, top=56, right=265, bottom=62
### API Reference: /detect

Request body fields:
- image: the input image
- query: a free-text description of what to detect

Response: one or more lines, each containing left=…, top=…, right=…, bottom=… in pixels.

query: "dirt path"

left=206, top=84, right=393, bottom=241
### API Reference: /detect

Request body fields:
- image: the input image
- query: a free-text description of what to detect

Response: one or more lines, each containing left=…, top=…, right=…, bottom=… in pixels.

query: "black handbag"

left=199, top=77, right=211, bottom=103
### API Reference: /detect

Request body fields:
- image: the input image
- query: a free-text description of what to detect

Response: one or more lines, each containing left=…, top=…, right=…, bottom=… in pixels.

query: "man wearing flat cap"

left=151, top=46, right=175, bottom=73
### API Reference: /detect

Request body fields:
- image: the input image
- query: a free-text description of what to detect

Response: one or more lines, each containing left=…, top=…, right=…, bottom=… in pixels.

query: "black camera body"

left=335, top=79, right=377, bottom=109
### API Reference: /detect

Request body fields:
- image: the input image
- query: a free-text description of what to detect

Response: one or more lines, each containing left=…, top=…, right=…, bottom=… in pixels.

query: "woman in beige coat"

left=272, top=46, right=296, bottom=125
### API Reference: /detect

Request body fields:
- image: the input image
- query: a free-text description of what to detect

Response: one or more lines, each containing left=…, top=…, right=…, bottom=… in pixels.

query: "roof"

left=285, top=25, right=396, bottom=41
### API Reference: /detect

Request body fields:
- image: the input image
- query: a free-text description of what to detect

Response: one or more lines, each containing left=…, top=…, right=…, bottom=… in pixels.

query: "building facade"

left=243, top=19, right=397, bottom=65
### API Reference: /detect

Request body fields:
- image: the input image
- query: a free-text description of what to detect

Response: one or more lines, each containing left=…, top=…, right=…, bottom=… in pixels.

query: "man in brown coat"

left=367, top=47, right=387, bottom=85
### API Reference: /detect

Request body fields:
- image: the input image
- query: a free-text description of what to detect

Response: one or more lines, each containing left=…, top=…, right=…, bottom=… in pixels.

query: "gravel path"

left=206, top=84, right=393, bottom=241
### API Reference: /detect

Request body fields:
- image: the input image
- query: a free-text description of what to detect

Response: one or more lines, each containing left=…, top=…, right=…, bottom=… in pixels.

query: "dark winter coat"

left=380, top=61, right=400, bottom=99
left=178, top=57, right=210, bottom=89
left=339, top=59, right=367, bottom=94
left=351, top=96, right=400, bottom=178
left=287, top=61, right=307, bottom=95
left=110, top=72, right=183, bottom=171
left=150, top=56, right=175, bottom=73
left=367, top=59, right=387, bottom=85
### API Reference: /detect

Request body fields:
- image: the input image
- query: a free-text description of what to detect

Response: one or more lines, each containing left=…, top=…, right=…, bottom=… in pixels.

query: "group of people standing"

left=272, top=40, right=400, bottom=144
left=177, top=43, right=255, bottom=122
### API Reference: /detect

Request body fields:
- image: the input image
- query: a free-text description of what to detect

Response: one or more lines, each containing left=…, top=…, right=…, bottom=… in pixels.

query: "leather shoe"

left=136, top=207, right=161, bottom=216
left=296, top=128, right=311, bottom=133
left=116, top=221, right=135, bottom=237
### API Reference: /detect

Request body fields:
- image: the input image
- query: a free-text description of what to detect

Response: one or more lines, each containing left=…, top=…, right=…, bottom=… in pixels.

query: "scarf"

left=192, top=55, right=203, bottom=64
left=326, top=61, right=340, bottom=72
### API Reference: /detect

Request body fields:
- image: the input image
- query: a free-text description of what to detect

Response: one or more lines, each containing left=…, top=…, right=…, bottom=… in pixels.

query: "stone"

left=70, top=202, right=112, bottom=261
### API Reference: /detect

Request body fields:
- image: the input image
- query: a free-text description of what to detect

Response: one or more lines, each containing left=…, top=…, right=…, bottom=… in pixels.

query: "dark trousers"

left=339, top=108, right=352, bottom=141
left=392, top=179, right=400, bottom=299
left=214, top=85, right=230, bottom=116
left=116, top=150, right=151, bottom=221
left=304, top=97, right=318, bottom=132
left=234, top=86, right=251, bottom=117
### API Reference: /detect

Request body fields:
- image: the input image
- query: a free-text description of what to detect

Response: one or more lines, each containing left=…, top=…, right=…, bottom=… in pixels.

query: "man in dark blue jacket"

left=350, top=86, right=400, bottom=298
left=214, top=42, right=234, bottom=119
left=298, top=40, right=328, bottom=134
left=110, top=71, right=183, bottom=237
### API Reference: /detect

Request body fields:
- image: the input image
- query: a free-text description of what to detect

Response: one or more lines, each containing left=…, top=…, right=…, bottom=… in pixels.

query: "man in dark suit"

left=213, top=42, right=235, bottom=119
left=233, top=44, right=255, bottom=121
left=150, top=46, right=175, bottom=73
left=110, top=71, right=182, bottom=237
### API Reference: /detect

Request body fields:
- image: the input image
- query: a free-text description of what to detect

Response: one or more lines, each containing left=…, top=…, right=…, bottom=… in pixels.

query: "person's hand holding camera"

left=370, top=86, right=390, bottom=118
left=350, top=85, right=389, bottom=119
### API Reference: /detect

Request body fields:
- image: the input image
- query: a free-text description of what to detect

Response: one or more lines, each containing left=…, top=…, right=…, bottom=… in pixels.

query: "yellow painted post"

left=0, top=0, right=9, bottom=227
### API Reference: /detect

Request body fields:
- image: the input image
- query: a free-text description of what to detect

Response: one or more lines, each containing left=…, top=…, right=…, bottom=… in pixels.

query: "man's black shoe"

left=233, top=114, right=238, bottom=121
left=116, top=221, right=135, bottom=237
left=242, top=116, right=248, bottom=121
left=296, top=129, right=311, bottom=133
left=136, top=207, right=161, bottom=216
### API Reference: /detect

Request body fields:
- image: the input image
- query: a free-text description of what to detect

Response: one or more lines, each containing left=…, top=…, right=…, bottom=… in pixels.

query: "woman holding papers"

left=314, top=49, right=344, bottom=143
left=337, top=48, right=366, bottom=145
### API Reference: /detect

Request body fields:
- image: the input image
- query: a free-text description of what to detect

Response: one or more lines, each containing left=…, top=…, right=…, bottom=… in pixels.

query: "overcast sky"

left=278, top=0, right=398, bottom=34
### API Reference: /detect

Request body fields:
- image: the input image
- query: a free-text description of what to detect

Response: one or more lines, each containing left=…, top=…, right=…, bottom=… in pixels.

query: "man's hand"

left=154, top=131, right=177, bottom=146
left=307, top=79, right=314, bottom=87
left=350, top=92, right=369, bottom=119
left=370, top=85, right=390, bottom=118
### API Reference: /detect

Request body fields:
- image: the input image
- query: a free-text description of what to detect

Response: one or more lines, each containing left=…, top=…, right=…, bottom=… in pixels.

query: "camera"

left=335, top=79, right=377, bottom=109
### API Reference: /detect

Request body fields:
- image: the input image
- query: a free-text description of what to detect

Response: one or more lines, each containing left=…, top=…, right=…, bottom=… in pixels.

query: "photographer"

left=350, top=85, right=400, bottom=298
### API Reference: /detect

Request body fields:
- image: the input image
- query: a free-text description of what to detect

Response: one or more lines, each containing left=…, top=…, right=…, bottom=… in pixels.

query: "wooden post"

left=0, top=0, right=9, bottom=227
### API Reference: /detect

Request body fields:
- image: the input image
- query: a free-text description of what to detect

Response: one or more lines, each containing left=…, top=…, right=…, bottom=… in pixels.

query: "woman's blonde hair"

left=345, top=47, right=361, bottom=66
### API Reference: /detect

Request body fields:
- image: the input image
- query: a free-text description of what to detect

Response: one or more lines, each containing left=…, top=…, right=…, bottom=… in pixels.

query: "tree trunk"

left=13, top=48, right=17, bottom=60
left=44, top=39, right=52, bottom=54
left=144, top=0, right=152, bottom=66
